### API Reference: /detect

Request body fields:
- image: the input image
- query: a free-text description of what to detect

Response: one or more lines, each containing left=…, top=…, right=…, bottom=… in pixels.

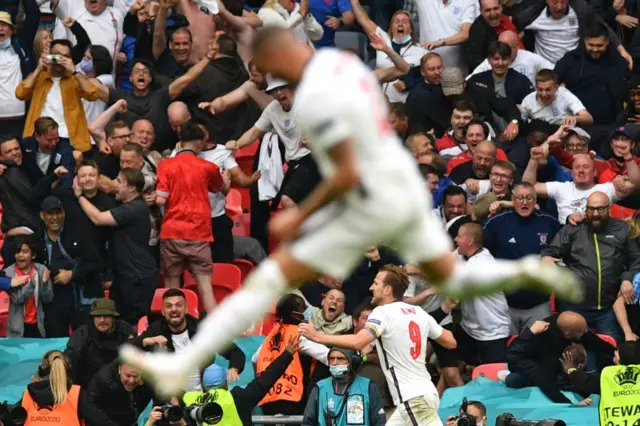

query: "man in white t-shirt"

left=453, top=223, right=510, bottom=364
left=51, top=0, right=129, bottom=62
left=523, top=150, right=632, bottom=224
left=225, top=76, right=320, bottom=209
left=300, top=265, right=457, bottom=425
left=467, top=30, right=553, bottom=84
left=520, top=69, right=592, bottom=126
left=415, top=0, right=477, bottom=73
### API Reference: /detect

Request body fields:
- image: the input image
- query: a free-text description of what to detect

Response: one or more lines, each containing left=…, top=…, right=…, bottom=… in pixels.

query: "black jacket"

left=405, top=80, right=450, bottom=137
left=132, top=314, right=246, bottom=373
left=0, top=160, right=41, bottom=233
left=84, top=360, right=156, bottom=426
left=22, top=136, right=76, bottom=188
left=465, top=17, right=500, bottom=72
left=554, top=45, right=630, bottom=125
left=65, top=320, right=135, bottom=388
left=506, top=313, right=615, bottom=403
left=466, top=69, right=534, bottom=124
left=541, top=219, right=640, bottom=309
left=10, top=0, right=38, bottom=79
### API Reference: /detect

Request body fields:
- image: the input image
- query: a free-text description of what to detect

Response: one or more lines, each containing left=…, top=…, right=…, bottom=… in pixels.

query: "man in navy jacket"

left=21, top=116, right=76, bottom=188
left=483, top=182, right=561, bottom=334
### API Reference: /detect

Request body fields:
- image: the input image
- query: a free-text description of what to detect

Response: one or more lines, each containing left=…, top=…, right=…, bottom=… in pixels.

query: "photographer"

left=145, top=406, right=186, bottom=426
left=301, top=347, right=385, bottom=426
left=445, top=400, right=487, bottom=426
left=182, top=336, right=301, bottom=426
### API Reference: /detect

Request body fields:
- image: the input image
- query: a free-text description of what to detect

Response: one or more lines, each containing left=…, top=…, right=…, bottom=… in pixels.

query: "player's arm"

left=435, top=328, right=456, bottom=350
left=299, top=321, right=375, bottom=351
left=296, top=141, right=360, bottom=222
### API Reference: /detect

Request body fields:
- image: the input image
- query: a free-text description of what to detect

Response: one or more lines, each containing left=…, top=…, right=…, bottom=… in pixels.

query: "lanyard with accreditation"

left=599, top=364, right=640, bottom=426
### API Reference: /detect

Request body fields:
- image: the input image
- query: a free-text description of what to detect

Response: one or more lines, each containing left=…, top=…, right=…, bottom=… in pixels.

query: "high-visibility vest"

left=599, top=364, right=640, bottom=425
left=256, top=323, right=304, bottom=406
left=182, top=389, right=242, bottom=426
left=22, top=384, right=82, bottom=426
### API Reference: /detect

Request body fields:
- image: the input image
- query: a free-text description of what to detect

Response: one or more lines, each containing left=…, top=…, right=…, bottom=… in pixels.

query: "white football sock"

left=185, top=259, right=289, bottom=368
left=440, top=257, right=521, bottom=297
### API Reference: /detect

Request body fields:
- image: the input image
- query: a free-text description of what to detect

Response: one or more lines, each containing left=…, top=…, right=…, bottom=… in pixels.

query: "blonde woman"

left=258, top=0, right=323, bottom=47
left=32, top=17, right=91, bottom=64
left=22, top=351, right=85, bottom=425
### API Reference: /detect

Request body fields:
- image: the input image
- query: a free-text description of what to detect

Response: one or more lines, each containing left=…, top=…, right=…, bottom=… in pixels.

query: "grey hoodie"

left=6, top=263, right=53, bottom=337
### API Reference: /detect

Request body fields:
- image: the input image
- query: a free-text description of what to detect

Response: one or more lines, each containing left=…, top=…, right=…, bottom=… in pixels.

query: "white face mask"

left=0, top=38, right=11, bottom=49
left=393, top=35, right=412, bottom=45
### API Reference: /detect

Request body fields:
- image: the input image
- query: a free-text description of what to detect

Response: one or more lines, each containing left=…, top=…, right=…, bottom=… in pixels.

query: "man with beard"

left=405, top=53, right=449, bottom=136
left=95, top=38, right=217, bottom=151
left=300, top=265, right=457, bottom=425
left=449, top=140, right=498, bottom=184
left=445, top=119, right=508, bottom=174
left=133, top=289, right=246, bottom=390
left=483, top=183, right=562, bottom=334
left=65, top=298, right=134, bottom=387
left=151, top=0, right=194, bottom=80
left=225, top=77, right=321, bottom=209
left=541, top=192, right=640, bottom=345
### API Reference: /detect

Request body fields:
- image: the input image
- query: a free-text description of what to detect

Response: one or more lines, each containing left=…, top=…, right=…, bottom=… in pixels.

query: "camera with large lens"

left=454, top=398, right=476, bottom=426
left=161, top=404, right=184, bottom=423
left=495, top=413, right=566, bottom=426
left=0, top=401, right=28, bottom=426
left=185, top=402, right=223, bottom=425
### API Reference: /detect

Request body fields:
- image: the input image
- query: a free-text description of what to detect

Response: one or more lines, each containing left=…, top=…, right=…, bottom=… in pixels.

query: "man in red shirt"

left=156, top=122, right=225, bottom=313
left=597, top=125, right=640, bottom=185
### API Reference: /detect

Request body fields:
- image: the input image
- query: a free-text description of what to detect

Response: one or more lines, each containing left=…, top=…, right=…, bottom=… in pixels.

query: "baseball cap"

left=90, top=298, right=119, bottom=317
left=441, top=67, right=464, bottom=96
left=566, top=126, right=591, bottom=142
left=265, top=75, right=289, bottom=93
left=40, top=196, right=64, bottom=213
left=610, top=124, right=640, bottom=141
left=202, top=364, right=227, bottom=388
left=0, top=12, right=15, bottom=29
left=329, top=347, right=359, bottom=368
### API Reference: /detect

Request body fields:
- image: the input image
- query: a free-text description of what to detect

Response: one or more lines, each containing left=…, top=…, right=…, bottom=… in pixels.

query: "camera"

left=185, top=402, right=223, bottom=425
left=160, top=404, right=183, bottom=423
left=495, top=413, right=566, bottom=426
left=455, top=398, right=476, bottom=426
left=0, top=401, right=27, bottom=426
left=45, top=54, right=60, bottom=64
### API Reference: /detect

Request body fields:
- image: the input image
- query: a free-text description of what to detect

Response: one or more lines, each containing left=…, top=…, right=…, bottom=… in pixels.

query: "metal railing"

left=251, top=415, right=304, bottom=425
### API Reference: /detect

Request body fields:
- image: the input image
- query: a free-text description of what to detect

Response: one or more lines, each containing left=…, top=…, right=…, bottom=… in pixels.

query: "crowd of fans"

left=1, top=0, right=640, bottom=423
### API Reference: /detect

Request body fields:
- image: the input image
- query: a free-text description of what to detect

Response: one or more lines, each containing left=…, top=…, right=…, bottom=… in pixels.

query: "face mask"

left=392, top=35, right=412, bottom=45
left=0, top=38, right=11, bottom=49
left=303, top=306, right=313, bottom=322
left=80, top=58, right=93, bottom=75
left=329, top=364, right=349, bottom=378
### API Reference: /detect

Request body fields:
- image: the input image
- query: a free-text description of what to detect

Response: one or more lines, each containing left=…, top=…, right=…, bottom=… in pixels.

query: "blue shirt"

left=309, top=0, right=352, bottom=47
left=484, top=209, right=561, bottom=309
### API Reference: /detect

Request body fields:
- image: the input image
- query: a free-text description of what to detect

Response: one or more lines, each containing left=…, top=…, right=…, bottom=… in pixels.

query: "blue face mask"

left=329, top=364, right=350, bottom=378
left=0, top=38, right=11, bottom=49
left=303, top=306, right=313, bottom=322
left=80, top=57, right=93, bottom=75
left=393, top=35, right=412, bottom=45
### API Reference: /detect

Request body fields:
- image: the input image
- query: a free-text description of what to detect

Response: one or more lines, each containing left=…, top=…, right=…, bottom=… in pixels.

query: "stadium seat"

left=0, top=314, right=7, bottom=337
left=137, top=316, right=149, bottom=335
left=335, top=31, right=369, bottom=62
left=0, top=291, right=9, bottom=315
left=182, top=272, right=197, bottom=288
left=233, top=259, right=254, bottom=282
left=231, top=213, right=250, bottom=237
left=212, top=263, right=242, bottom=290
left=472, top=363, right=507, bottom=381
left=226, top=189, right=243, bottom=217
left=597, top=333, right=617, bottom=348
left=507, top=335, right=518, bottom=346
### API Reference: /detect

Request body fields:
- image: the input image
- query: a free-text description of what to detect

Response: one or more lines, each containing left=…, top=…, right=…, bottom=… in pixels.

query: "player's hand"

left=620, top=280, right=635, bottom=305
left=298, top=319, right=321, bottom=342
left=269, top=208, right=304, bottom=242
left=227, top=367, right=240, bottom=382
left=529, top=320, right=550, bottom=335
left=576, top=397, right=593, bottom=406
left=368, top=32, right=387, bottom=51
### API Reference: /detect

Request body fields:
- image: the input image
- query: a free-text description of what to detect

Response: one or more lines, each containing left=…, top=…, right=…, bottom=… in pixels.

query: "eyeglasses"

left=111, top=133, right=132, bottom=140
left=491, top=172, right=512, bottom=180
left=586, top=205, right=609, bottom=214
left=514, top=195, right=535, bottom=202
left=566, top=143, right=586, bottom=151
left=131, top=68, right=150, bottom=75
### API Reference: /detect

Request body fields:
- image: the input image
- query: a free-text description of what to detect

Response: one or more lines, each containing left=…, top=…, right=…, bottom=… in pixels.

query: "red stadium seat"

left=137, top=316, right=149, bottom=335
left=0, top=314, right=7, bottom=337
left=231, top=213, right=250, bottom=237
left=472, top=363, right=507, bottom=381
left=226, top=189, right=243, bottom=217
left=0, top=291, right=9, bottom=315
left=233, top=259, right=254, bottom=282
left=186, top=264, right=243, bottom=309
left=507, top=335, right=518, bottom=347
left=597, top=333, right=617, bottom=348
left=182, top=272, right=197, bottom=288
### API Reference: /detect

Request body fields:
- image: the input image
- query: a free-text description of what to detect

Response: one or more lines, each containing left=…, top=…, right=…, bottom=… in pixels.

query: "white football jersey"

left=366, top=301, right=443, bottom=405
left=293, top=49, right=418, bottom=207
